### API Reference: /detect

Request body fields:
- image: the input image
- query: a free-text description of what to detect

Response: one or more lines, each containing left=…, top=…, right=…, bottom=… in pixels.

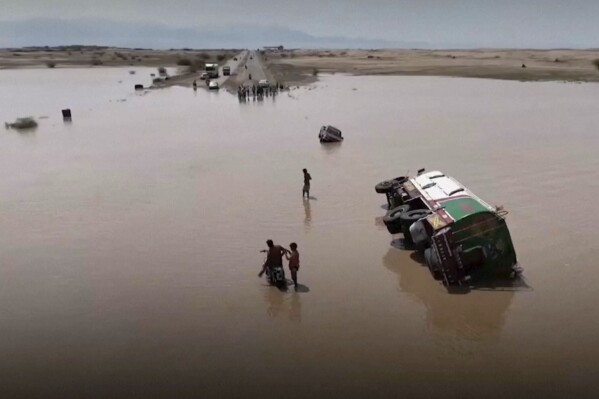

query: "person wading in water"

left=258, top=240, right=288, bottom=277
left=302, top=168, right=312, bottom=199
left=285, top=242, right=300, bottom=290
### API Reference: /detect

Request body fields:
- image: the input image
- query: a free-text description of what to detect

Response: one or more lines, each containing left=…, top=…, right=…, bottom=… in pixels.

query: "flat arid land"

left=0, top=46, right=239, bottom=88
left=2, top=47, right=599, bottom=88
left=264, top=49, right=599, bottom=85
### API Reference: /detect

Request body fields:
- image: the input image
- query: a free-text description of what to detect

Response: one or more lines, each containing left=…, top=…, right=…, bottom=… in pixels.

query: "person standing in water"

left=302, top=168, right=312, bottom=199
left=258, top=239, right=287, bottom=277
left=285, top=242, right=300, bottom=290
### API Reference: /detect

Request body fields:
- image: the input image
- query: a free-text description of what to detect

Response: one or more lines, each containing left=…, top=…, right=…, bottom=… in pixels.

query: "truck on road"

left=205, top=63, right=219, bottom=78
left=222, top=66, right=231, bottom=76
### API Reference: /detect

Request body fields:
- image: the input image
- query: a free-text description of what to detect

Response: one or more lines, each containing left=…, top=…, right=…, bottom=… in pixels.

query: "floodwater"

left=2, top=68, right=599, bottom=398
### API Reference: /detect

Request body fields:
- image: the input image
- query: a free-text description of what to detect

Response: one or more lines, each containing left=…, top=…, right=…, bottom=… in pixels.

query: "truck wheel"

left=375, top=180, right=395, bottom=194
left=399, top=209, right=430, bottom=229
left=375, top=176, right=407, bottom=194
left=400, top=209, right=430, bottom=244
left=424, top=248, right=442, bottom=280
left=383, top=205, right=410, bottom=234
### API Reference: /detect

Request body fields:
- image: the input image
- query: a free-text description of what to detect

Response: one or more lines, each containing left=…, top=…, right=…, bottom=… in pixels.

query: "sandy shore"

left=265, top=49, right=599, bottom=84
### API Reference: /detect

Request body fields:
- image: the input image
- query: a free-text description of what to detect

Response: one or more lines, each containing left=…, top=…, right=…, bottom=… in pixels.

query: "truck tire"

left=375, top=180, right=395, bottom=194
left=383, top=205, right=411, bottom=234
left=400, top=209, right=431, bottom=244
left=375, top=176, right=407, bottom=194
left=424, top=248, right=442, bottom=280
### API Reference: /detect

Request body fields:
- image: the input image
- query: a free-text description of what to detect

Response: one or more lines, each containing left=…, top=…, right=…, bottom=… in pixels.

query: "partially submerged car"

left=376, top=169, right=520, bottom=286
left=208, top=81, right=219, bottom=90
left=318, top=125, right=343, bottom=143
left=200, top=72, right=209, bottom=80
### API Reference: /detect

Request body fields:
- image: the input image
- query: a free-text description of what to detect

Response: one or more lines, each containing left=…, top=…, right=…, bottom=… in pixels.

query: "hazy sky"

left=3, top=0, right=599, bottom=47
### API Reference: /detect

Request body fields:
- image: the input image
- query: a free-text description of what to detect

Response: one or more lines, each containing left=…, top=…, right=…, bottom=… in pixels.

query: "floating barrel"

left=134, top=84, right=144, bottom=90
left=61, top=109, right=72, bottom=119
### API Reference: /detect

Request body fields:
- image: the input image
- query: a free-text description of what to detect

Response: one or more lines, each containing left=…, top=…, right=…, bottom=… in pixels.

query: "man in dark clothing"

left=302, top=168, right=312, bottom=199
left=258, top=239, right=288, bottom=277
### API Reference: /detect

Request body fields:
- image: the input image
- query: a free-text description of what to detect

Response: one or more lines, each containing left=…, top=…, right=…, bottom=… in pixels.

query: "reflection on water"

left=320, top=141, right=343, bottom=154
left=382, top=247, right=514, bottom=340
left=264, top=288, right=302, bottom=322
left=303, top=198, right=312, bottom=228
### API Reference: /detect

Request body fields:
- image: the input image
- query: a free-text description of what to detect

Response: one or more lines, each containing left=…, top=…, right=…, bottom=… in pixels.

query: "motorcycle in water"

left=259, top=251, right=287, bottom=289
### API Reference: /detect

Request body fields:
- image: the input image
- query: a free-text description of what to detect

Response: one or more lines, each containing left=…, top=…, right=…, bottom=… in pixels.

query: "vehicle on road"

left=318, top=125, right=344, bottom=143
left=208, top=81, right=219, bottom=90
left=258, top=79, right=270, bottom=88
left=223, top=66, right=231, bottom=76
left=376, top=169, right=520, bottom=286
left=200, top=72, right=208, bottom=80
left=205, top=63, right=219, bottom=78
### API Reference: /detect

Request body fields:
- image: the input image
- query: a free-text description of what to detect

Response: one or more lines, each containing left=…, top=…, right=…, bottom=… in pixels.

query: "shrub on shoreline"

left=177, top=58, right=192, bottom=66
left=158, top=66, right=167, bottom=75
left=593, top=59, right=599, bottom=71
left=46, top=61, right=56, bottom=68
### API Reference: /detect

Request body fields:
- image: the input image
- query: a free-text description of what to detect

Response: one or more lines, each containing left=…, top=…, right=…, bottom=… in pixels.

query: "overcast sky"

left=3, top=0, right=599, bottom=48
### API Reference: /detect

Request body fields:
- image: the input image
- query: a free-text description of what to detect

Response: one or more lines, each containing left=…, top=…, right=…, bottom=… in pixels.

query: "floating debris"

left=5, top=117, right=38, bottom=130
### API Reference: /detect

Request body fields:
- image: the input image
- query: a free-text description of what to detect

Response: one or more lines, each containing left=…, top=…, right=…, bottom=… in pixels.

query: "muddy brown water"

left=2, top=69, right=599, bottom=398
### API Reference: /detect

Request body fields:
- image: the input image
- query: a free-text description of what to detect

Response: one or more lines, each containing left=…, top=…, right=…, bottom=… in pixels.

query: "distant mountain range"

left=0, top=18, right=428, bottom=49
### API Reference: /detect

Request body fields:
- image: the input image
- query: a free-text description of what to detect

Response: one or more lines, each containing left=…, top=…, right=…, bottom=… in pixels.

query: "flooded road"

left=1, top=69, right=599, bottom=398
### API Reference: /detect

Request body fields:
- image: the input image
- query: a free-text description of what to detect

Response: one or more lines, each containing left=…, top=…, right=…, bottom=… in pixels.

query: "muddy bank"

left=266, top=48, right=599, bottom=83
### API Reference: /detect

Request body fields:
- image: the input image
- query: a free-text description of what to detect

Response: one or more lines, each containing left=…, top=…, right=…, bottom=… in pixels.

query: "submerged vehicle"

left=375, top=169, right=520, bottom=286
left=208, top=81, right=219, bottom=90
left=260, top=252, right=287, bottom=289
left=318, top=125, right=344, bottom=143
left=265, top=265, right=286, bottom=288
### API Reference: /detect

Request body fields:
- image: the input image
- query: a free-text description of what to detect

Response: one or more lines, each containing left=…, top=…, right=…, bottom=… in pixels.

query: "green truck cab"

left=375, top=169, right=520, bottom=286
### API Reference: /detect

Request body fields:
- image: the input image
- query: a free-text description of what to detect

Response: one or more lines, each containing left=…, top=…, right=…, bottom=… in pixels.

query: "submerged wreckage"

left=376, top=169, right=521, bottom=286
left=318, top=125, right=344, bottom=143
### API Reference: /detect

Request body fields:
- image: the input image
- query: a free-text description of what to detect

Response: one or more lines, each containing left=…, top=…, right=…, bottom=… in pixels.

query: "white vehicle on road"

left=200, top=72, right=208, bottom=80
left=205, top=63, right=219, bottom=78
left=208, top=81, right=219, bottom=90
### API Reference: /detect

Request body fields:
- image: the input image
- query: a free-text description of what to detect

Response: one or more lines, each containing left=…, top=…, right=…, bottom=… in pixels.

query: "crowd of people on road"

left=237, top=82, right=280, bottom=101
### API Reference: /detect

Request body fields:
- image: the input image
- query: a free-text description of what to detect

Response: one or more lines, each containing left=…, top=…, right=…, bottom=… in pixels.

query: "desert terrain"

left=264, top=48, right=599, bottom=85
left=2, top=47, right=599, bottom=88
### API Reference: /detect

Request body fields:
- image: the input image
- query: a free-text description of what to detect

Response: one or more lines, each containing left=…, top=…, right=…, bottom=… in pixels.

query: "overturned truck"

left=376, top=169, right=521, bottom=286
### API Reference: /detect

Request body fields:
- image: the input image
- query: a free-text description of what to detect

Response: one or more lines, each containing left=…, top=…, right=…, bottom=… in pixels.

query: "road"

left=151, top=49, right=273, bottom=92
left=222, top=50, right=274, bottom=90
